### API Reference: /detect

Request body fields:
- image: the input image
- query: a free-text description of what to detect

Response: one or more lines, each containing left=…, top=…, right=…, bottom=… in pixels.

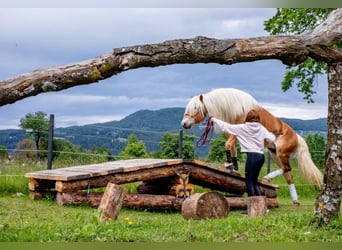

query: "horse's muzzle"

left=181, top=119, right=193, bottom=129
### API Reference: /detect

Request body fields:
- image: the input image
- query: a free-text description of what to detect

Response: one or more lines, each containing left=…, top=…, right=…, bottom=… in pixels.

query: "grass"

left=0, top=160, right=341, bottom=242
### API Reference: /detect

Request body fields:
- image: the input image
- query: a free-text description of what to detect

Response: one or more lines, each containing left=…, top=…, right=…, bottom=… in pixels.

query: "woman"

left=210, top=109, right=276, bottom=197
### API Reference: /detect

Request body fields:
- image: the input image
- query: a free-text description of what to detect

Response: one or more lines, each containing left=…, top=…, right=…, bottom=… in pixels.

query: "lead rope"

left=196, top=116, right=214, bottom=147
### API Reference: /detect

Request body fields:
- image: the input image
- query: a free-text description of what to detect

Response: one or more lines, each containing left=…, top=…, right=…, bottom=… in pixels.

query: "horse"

left=181, top=88, right=323, bottom=206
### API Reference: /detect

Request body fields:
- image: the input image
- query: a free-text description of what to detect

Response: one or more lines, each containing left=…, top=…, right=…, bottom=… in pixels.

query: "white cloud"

left=262, top=102, right=328, bottom=120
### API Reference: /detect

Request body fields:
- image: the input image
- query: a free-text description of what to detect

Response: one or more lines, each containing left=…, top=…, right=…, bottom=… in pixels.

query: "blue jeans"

left=245, top=152, right=264, bottom=197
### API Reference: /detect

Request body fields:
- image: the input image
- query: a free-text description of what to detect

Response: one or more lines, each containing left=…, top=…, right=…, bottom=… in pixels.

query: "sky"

left=0, top=7, right=329, bottom=129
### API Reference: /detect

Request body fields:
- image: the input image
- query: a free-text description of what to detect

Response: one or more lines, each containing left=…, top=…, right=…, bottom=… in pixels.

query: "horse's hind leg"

left=224, top=134, right=238, bottom=171
left=263, top=150, right=300, bottom=206
left=283, top=171, right=300, bottom=206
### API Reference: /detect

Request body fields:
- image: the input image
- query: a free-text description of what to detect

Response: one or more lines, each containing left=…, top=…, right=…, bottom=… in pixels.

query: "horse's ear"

left=199, top=94, right=204, bottom=103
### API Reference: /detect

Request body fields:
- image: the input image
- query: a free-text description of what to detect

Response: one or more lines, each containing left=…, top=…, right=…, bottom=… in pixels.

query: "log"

left=182, top=191, right=229, bottom=220
left=98, top=183, right=127, bottom=222
left=55, top=166, right=178, bottom=192
left=247, top=196, right=268, bottom=217
left=56, top=192, right=183, bottom=211
left=188, top=166, right=278, bottom=198
left=225, top=196, right=279, bottom=209
left=124, top=194, right=183, bottom=211
left=56, top=192, right=102, bottom=207
left=55, top=191, right=279, bottom=210
left=29, top=191, right=44, bottom=200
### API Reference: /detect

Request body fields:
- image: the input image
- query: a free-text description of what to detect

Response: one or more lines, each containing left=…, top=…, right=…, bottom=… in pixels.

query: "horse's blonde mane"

left=187, top=88, right=260, bottom=123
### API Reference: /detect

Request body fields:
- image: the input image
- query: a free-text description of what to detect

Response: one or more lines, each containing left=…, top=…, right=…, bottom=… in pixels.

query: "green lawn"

left=0, top=161, right=341, bottom=242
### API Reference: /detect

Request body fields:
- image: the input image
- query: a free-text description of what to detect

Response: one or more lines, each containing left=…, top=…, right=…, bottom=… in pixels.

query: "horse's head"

left=181, top=94, right=207, bottom=129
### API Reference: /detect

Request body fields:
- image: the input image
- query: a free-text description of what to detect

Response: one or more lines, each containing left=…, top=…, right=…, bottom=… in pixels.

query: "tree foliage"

left=0, top=145, right=9, bottom=160
left=119, top=134, right=148, bottom=160
left=159, top=132, right=196, bottom=159
left=206, top=134, right=244, bottom=163
left=305, top=133, right=326, bottom=168
left=19, top=111, right=49, bottom=159
left=264, top=8, right=338, bottom=103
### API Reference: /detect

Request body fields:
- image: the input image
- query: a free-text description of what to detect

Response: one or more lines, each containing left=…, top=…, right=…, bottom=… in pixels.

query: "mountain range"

left=0, top=107, right=327, bottom=158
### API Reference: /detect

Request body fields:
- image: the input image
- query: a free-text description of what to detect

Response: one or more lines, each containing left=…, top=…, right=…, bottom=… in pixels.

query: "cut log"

left=181, top=191, right=229, bottom=220
left=247, top=196, right=268, bottom=217
left=98, top=183, right=127, bottom=222
left=29, top=191, right=44, bottom=200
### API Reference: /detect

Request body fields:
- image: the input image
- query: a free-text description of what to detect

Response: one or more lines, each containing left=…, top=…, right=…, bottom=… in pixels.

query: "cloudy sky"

left=0, top=7, right=328, bottom=129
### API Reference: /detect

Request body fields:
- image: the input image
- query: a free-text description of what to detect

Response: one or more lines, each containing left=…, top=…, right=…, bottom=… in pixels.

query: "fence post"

left=267, top=151, right=271, bottom=174
left=178, top=129, right=183, bottom=159
left=47, top=114, right=54, bottom=170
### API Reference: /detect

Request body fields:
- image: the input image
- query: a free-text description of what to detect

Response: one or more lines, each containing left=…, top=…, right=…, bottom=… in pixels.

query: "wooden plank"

left=25, top=158, right=182, bottom=181
left=55, top=165, right=180, bottom=192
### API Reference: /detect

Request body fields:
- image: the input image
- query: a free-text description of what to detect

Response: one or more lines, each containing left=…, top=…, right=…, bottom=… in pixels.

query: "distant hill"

left=0, top=108, right=327, bottom=158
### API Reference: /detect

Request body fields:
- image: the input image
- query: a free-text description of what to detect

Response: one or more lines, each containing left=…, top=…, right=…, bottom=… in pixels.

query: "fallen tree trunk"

left=55, top=191, right=279, bottom=210
left=56, top=192, right=183, bottom=211
left=1, top=9, right=341, bottom=106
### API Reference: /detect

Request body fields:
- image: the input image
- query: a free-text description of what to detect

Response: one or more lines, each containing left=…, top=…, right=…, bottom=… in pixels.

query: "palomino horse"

left=181, top=88, right=323, bottom=205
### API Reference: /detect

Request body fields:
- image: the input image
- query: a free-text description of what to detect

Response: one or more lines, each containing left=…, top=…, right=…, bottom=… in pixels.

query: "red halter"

left=196, top=116, right=214, bottom=147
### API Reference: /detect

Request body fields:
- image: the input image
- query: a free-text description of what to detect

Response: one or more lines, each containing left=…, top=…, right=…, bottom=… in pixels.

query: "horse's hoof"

left=293, top=200, right=300, bottom=206
left=262, top=177, right=271, bottom=183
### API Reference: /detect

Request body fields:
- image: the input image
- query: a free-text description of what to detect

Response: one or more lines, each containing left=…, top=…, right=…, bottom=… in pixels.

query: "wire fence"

left=0, top=115, right=326, bottom=188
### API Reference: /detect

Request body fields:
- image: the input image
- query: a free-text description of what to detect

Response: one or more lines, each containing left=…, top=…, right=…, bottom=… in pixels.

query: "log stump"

left=181, top=191, right=229, bottom=220
left=98, top=183, right=127, bottom=222
left=247, top=196, right=267, bottom=217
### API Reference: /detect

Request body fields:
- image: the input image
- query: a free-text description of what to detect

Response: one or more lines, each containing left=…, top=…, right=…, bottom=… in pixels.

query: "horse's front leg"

left=224, top=134, right=238, bottom=171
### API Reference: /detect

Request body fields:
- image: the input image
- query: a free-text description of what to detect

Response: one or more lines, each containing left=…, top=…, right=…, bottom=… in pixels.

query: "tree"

left=305, top=133, right=326, bottom=168
left=0, top=8, right=341, bottom=224
left=159, top=132, right=196, bottom=159
left=0, top=145, right=9, bottom=161
left=264, top=8, right=341, bottom=225
left=13, top=138, right=37, bottom=162
left=119, top=134, right=148, bottom=160
left=19, top=111, right=49, bottom=161
left=207, top=134, right=244, bottom=164
left=264, top=8, right=336, bottom=103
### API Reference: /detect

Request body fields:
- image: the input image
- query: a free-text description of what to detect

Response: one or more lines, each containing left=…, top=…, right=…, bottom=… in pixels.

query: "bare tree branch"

left=0, top=9, right=341, bottom=107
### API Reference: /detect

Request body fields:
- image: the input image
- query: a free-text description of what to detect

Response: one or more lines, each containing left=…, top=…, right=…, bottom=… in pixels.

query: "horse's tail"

left=296, top=134, right=323, bottom=189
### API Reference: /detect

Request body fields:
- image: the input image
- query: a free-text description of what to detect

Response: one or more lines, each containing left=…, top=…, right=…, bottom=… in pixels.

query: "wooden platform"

left=25, top=158, right=279, bottom=199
